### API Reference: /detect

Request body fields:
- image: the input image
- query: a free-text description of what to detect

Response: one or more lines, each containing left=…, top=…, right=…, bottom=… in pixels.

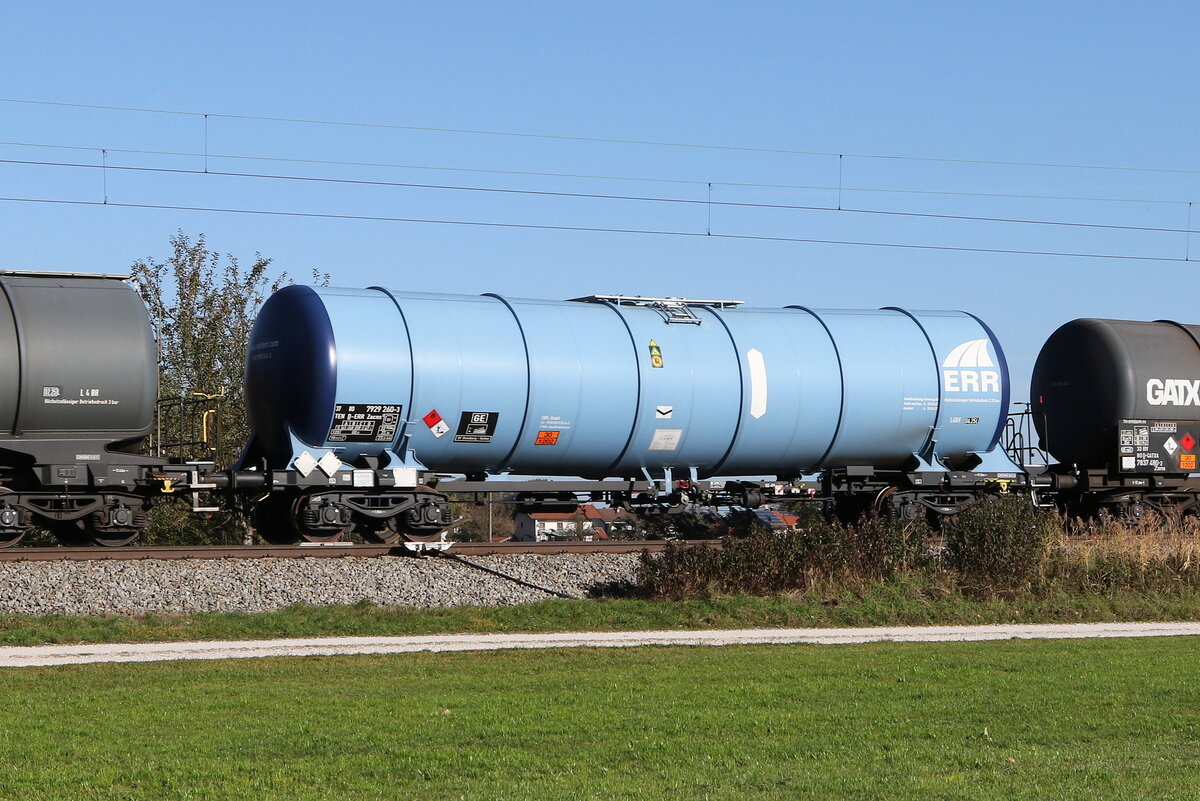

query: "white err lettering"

left=943, top=369, right=1000, bottom=393
left=1146, top=378, right=1200, bottom=406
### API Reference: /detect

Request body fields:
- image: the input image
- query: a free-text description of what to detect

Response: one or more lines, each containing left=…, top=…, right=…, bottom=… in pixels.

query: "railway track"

left=0, top=539, right=719, bottom=562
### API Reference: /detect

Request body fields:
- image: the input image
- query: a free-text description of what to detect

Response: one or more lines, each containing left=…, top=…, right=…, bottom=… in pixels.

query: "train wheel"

left=88, top=527, right=140, bottom=547
left=398, top=527, right=443, bottom=543
left=396, top=492, right=450, bottom=542
left=879, top=490, right=925, bottom=524
left=301, top=531, right=343, bottom=543
left=83, top=502, right=144, bottom=547
left=873, top=487, right=897, bottom=516
left=252, top=494, right=303, bottom=545
left=0, top=496, right=28, bottom=546
left=294, top=497, right=349, bottom=543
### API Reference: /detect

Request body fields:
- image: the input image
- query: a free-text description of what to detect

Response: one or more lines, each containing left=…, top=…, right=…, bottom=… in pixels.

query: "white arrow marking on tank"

left=966, top=339, right=993, bottom=367
left=747, top=348, right=768, bottom=419
left=943, top=338, right=994, bottom=368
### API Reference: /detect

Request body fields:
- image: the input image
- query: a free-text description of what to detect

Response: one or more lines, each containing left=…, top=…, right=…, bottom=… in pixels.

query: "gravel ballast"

left=0, top=553, right=642, bottom=616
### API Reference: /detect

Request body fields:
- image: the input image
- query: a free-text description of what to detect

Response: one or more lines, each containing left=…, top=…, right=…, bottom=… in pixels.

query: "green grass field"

left=1, top=637, right=1198, bottom=800
left=2, top=584, right=1200, bottom=647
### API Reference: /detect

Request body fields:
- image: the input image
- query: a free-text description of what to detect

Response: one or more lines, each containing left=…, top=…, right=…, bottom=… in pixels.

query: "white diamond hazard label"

left=1165, top=436, right=1179, bottom=455
left=423, top=409, right=450, bottom=438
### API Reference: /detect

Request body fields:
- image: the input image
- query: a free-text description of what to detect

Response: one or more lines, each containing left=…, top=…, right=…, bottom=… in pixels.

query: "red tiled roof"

left=524, top=505, right=635, bottom=522
left=526, top=510, right=585, bottom=521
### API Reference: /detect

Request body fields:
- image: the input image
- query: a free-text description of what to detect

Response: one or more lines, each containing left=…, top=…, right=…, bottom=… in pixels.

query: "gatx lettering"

left=1146, top=379, right=1200, bottom=406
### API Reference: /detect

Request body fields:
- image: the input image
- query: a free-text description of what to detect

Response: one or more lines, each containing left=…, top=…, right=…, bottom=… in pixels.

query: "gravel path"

left=3, top=622, right=1199, bottom=667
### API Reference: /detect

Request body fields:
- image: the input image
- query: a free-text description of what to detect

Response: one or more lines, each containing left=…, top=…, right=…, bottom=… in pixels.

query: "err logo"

left=942, top=339, right=1001, bottom=394
left=1146, top=379, right=1200, bottom=406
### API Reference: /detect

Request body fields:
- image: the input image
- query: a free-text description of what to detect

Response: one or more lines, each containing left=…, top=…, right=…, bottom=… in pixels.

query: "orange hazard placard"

left=1181, top=453, right=1197, bottom=471
left=535, top=430, right=560, bottom=446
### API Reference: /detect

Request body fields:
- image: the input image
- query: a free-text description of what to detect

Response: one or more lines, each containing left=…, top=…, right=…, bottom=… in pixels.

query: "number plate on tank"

left=327, top=404, right=402, bottom=443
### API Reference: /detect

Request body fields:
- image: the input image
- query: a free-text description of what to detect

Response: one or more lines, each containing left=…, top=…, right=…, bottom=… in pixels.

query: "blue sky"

left=2, top=0, right=1198, bottom=395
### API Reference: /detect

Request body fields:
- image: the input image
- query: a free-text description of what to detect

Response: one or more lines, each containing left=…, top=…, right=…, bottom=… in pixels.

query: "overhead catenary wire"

left=3, top=99, right=1196, bottom=263
left=5, top=96, right=1200, bottom=176
left=0, top=139, right=1190, bottom=207
left=3, top=157, right=1194, bottom=237
left=0, top=195, right=1188, bottom=263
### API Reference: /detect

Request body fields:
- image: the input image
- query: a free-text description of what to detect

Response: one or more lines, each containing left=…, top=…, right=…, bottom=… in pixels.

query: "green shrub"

left=638, top=514, right=930, bottom=600
left=843, top=513, right=930, bottom=578
left=638, top=495, right=1200, bottom=603
left=944, top=494, right=1056, bottom=593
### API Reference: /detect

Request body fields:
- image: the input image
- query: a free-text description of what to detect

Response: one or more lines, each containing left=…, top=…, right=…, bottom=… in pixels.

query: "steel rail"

left=0, top=540, right=720, bottom=562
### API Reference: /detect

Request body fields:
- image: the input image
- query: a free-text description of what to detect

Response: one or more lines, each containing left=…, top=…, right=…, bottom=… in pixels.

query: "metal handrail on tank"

left=569, top=294, right=743, bottom=324
left=1004, top=404, right=1050, bottom=470
left=151, top=393, right=223, bottom=463
left=569, top=294, right=745, bottom=308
